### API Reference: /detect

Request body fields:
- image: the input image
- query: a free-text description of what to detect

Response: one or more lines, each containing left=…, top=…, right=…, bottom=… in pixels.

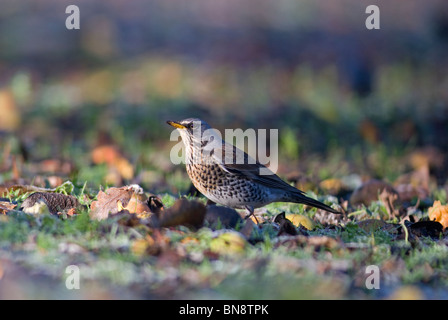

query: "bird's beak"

left=166, top=120, right=186, bottom=129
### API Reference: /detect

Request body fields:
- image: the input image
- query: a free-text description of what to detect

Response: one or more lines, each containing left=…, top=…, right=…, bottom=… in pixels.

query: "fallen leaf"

left=0, top=201, right=16, bottom=214
left=131, top=235, right=160, bottom=256
left=395, top=165, right=430, bottom=192
left=274, top=235, right=341, bottom=251
left=34, top=159, right=76, bottom=175
left=0, top=180, right=75, bottom=197
left=379, top=188, right=402, bottom=218
left=319, top=178, right=349, bottom=196
left=306, top=236, right=340, bottom=250
left=356, top=219, right=392, bottom=233
left=0, top=89, right=20, bottom=131
left=151, top=198, right=206, bottom=229
left=210, top=231, right=247, bottom=255
left=350, top=179, right=399, bottom=207
left=21, top=192, right=82, bottom=215
left=395, top=183, right=429, bottom=203
left=408, top=220, right=443, bottom=238
left=409, top=147, right=445, bottom=171
left=89, top=184, right=152, bottom=220
left=57, top=207, right=79, bottom=219
left=148, top=195, right=164, bottom=215
left=285, top=213, right=315, bottom=230
left=428, top=200, right=448, bottom=230
left=285, top=171, right=317, bottom=193
left=91, top=144, right=134, bottom=181
left=204, top=205, right=243, bottom=229
left=359, top=119, right=379, bottom=144
left=389, top=286, right=424, bottom=300
left=274, top=212, right=298, bottom=236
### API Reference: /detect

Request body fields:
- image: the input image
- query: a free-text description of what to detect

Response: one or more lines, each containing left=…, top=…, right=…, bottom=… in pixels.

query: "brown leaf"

left=91, top=145, right=134, bottom=181
left=209, top=230, right=247, bottom=255
left=57, top=207, right=78, bottom=217
left=131, top=235, right=160, bottom=256
left=408, top=220, right=443, bottom=239
left=319, top=178, right=349, bottom=196
left=379, top=188, right=402, bottom=218
left=356, top=219, right=396, bottom=233
left=274, top=235, right=341, bottom=251
left=359, top=119, right=379, bottom=144
left=395, top=183, right=429, bottom=204
left=395, top=166, right=430, bottom=192
left=151, top=198, right=206, bottom=229
left=89, top=185, right=152, bottom=220
left=350, top=179, right=399, bottom=207
left=204, top=205, right=243, bottom=229
left=0, top=89, right=20, bottom=131
left=21, top=192, right=81, bottom=215
left=274, top=212, right=298, bottom=236
left=148, top=195, right=164, bottom=215
left=285, top=171, right=317, bottom=193
left=0, top=201, right=16, bottom=214
left=0, top=183, right=72, bottom=198
left=428, top=201, right=448, bottom=230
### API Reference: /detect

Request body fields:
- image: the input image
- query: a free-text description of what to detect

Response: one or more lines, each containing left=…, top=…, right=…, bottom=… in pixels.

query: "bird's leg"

left=244, top=205, right=260, bottom=225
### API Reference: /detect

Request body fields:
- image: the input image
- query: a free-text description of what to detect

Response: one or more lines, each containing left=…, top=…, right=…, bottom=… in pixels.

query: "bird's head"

left=167, top=118, right=216, bottom=146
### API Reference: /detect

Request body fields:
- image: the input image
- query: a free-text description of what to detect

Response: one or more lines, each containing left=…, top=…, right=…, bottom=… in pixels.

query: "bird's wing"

left=212, top=142, right=304, bottom=193
left=211, top=142, right=340, bottom=214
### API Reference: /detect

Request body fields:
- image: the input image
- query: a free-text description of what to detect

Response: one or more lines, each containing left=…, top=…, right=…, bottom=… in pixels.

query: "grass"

left=1, top=182, right=447, bottom=300
left=1, top=51, right=447, bottom=300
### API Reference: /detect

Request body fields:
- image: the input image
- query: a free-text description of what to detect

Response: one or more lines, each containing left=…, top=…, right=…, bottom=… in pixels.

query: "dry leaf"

left=428, top=200, right=448, bottom=230
left=395, top=184, right=429, bottom=203
left=359, top=119, right=379, bottom=144
left=148, top=195, right=164, bottom=215
left=285, top=171, right=317, bottom=193
left=274, top=212, right=298, bottom=236
left=379, top=188, right=401, bottom=218
left=319, top=178, right=348, bottom=196
left=0, top=181, right=74, bottom=198
left=90, top=185, right=152, bottom=220
left=306, top=236, right=340, bottom=250
left=0, top=201, right=16, bottom=214
left=408, top=220, right=443, bottom=239
left=131, top=235, right=160, bottom=256
left=285, top=213, right=315, bottom=230
left=151, top=198, right=206, bottom=229
left=91, top=145, right=134, bottom=181
left=389, top=286, right=424, bottom=300
left=210, top=231, right=247, bottom=255
left=204, top=205, right=243, bottom=229
left=357, top=219, right=390, bottom=233
left=0, top=89, right=20, bottom=131
left=21, top=192, right=81, bottom=215
left=350, top=179, right=399, bottom=207
left=409, top=147, right=444, bottom=171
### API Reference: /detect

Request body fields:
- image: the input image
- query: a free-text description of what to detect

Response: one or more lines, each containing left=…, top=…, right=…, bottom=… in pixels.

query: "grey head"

left=166, top=118, right=218, bottom=146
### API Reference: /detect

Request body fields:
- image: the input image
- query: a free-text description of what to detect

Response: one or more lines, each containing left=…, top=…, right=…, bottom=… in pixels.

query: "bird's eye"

left=187, top=123, right=194, bottom=129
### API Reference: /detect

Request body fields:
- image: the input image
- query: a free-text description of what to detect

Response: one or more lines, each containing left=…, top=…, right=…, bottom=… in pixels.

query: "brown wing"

left=212, top=142, right=304, bottom=194
left=211, top=142, right=339, bottom=214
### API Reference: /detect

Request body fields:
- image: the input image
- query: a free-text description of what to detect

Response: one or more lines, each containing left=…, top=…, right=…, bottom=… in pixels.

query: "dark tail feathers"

left=290, top=192, right=340, bottom=214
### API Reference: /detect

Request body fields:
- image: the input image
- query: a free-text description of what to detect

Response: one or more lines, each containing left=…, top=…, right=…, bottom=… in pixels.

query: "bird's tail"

left=287, top=191, right=340, bottom=214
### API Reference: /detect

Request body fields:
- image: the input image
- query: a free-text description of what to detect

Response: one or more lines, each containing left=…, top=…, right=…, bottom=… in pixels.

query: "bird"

left=167, top=118, right=339, bottom=222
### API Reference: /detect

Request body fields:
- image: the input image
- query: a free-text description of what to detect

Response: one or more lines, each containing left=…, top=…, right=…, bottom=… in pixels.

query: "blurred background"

left=1, top=0, right=448, bottom=192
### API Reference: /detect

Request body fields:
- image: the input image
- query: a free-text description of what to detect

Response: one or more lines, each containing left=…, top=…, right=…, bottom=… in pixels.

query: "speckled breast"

left=186, top=162, right=269, bottom=208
